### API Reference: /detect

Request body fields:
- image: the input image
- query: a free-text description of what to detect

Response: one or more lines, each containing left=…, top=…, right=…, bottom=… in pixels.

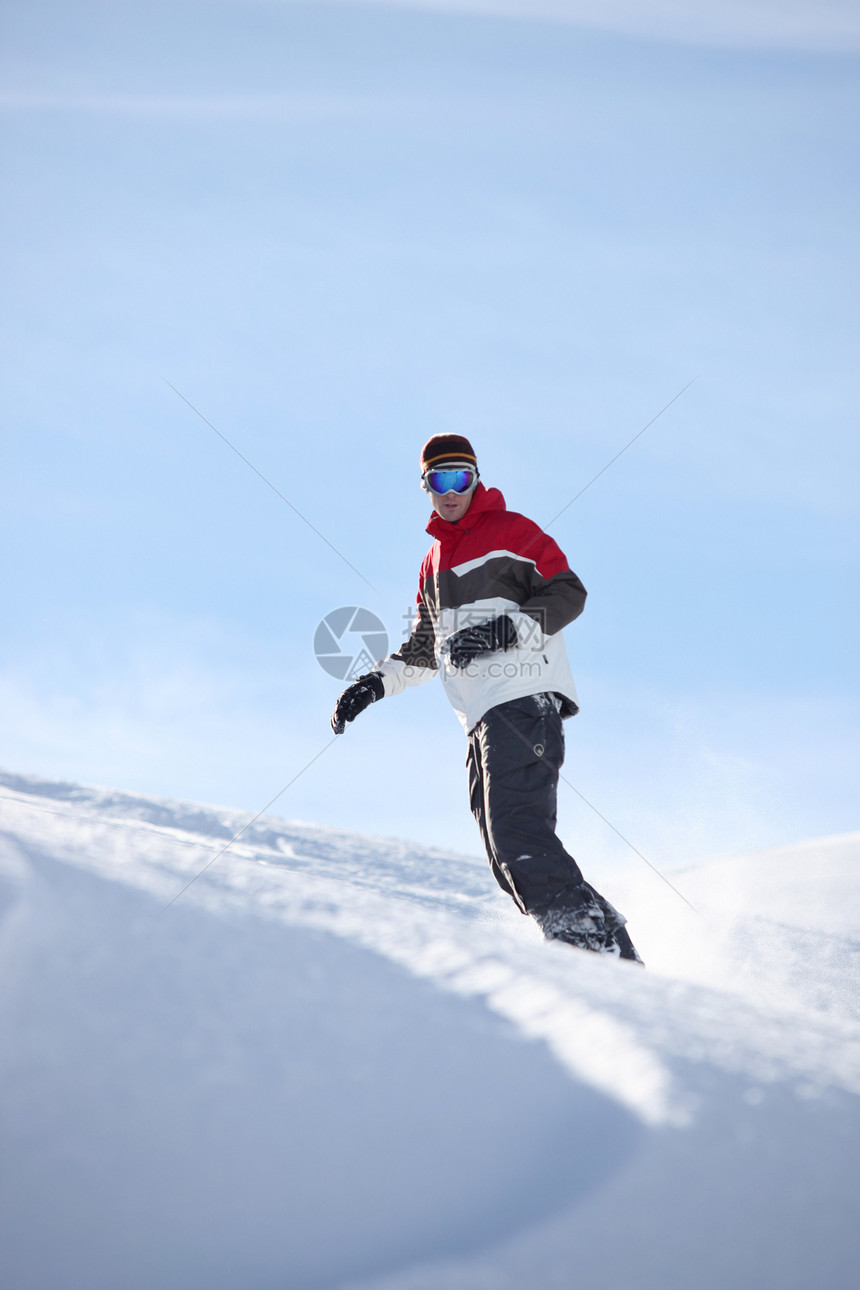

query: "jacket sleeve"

left=374, top=579, right=439, bottom=699
left=506, top=518, right=587, bottom=646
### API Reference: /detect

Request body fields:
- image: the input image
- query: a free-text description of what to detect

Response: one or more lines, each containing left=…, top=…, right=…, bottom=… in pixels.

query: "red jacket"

left=376, top=484, right=587, bottom=732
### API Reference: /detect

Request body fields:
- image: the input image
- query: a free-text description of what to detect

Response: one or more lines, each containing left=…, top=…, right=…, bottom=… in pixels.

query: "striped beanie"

left=420, top=434, right=478, bottom=472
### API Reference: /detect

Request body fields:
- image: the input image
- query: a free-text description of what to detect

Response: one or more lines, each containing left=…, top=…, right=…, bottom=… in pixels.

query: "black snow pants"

left=466, top=693, right=589, bottom=919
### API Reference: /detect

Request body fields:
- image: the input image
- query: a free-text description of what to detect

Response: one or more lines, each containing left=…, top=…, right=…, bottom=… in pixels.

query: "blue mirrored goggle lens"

left=426, top=468, right=475, bottom=495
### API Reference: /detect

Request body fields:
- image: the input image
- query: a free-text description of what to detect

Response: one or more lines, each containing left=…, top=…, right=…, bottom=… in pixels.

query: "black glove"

left=331, top=671, right=385, bottom=734
left=442, top=614, right=517, bottom=669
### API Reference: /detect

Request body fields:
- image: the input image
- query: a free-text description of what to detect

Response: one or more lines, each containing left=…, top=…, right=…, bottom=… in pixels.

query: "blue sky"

left=1, top=1, right=857, bottom=876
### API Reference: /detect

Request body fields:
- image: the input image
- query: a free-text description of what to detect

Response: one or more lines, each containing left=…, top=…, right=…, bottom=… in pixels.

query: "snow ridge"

left=1, top=769, right=859, bottom=1290
left=2, top=769, right=858, bottom=1117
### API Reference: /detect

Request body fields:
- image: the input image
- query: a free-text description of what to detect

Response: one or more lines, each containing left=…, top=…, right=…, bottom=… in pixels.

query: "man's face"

left=426, top=462, right=476, bottom=523
left=432, top=487, right=473, bottom=523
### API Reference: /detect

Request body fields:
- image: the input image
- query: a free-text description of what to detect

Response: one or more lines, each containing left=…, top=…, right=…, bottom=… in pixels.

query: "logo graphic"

left=314, top=606, right=389, bottom=681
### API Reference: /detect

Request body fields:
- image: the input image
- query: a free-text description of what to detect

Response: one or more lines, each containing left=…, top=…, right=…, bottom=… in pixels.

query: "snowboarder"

left=331, top=434, right=641, bottom=962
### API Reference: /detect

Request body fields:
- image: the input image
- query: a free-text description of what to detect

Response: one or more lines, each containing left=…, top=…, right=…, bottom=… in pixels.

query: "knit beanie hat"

left=420, top=434, right=478, bottom=472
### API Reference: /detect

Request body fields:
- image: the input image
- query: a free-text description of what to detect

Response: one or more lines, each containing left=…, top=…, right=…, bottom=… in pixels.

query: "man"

left=331, top=434, right=642, bottom=962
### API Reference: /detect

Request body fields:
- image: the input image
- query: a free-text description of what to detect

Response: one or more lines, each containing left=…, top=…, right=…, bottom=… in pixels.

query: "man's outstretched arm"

left=331, top=592, right=438, bottom=733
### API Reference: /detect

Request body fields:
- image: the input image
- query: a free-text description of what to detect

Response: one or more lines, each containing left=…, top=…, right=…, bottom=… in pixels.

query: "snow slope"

left=0, top=768, right=858, bottom=1290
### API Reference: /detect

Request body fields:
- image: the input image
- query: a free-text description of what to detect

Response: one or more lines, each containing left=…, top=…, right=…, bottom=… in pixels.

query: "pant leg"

left=466, top=694, right=585, bottom=916
left=466, top=726, right=494, bottom=881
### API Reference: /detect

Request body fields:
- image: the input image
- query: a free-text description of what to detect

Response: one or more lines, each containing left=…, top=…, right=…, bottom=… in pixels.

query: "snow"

left=1, top=768, right=858, bottom=1289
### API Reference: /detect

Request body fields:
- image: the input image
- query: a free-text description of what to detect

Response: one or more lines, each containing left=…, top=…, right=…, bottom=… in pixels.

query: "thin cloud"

left=0, top=91, right=376, bottom=120
left=306, top=0, right=860, bottom=52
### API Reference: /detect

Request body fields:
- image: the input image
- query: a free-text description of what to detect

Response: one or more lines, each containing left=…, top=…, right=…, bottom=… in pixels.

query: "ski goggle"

left=422, top=466, right=479, bottom=496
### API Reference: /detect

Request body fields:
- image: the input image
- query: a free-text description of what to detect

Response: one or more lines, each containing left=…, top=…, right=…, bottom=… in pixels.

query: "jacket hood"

left=426, top=483, right=506, bottom=541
